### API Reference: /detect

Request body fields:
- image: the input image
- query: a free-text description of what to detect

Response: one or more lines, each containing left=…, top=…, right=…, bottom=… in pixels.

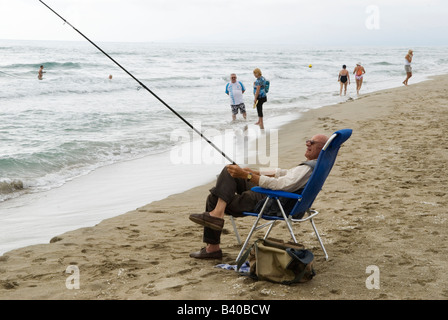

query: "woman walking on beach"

left=253, top=68, right=267, bottom=130
left=353, top=62, right=365, bottom=95
left=338, top=65, right=350, bottom=96
left=403, top=49, right=413, bottom=86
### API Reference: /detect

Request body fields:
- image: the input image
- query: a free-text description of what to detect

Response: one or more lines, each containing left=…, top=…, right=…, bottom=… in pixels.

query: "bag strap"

left=282, top=265, right=309, bottom=285
left=286, top=248, right=314, bottom=265
left=236, top=239, right=261, bottom=271
left=281, top=248, right=315, bottom=284
left=263, top=238, right=304, bottom=251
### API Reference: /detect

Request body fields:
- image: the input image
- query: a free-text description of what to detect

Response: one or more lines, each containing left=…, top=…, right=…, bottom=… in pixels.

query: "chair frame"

left=232, top=129, right=352, bottom=262
left=232, top=207, right=327, bottom=262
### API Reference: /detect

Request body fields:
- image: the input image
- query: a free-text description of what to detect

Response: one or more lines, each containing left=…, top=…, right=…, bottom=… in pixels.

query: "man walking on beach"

left=188, top=133, right=329, bottom=259
left=225, top=73, right=246, bottom=121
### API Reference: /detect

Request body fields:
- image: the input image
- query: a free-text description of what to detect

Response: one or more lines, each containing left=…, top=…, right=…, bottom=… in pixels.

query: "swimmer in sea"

left=338, top=65, right=350, bottom=96
left=38, top=65, right=45, bottom=80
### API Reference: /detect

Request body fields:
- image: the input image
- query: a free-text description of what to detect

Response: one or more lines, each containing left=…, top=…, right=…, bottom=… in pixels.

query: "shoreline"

left=0, top=114, right=293, bottom=256
left=1, top=74, right=448, bottom=299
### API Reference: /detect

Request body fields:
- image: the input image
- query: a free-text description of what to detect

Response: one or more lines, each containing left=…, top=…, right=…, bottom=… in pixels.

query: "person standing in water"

left=253, top=68, right=267, bottom=129
left=225, top=73, right=246, bottom=121
left=353, top=62, right=365, bottom=95
left=403, top=49, right=413, bottom=86
left=38, top=65, right=45, bottom=80
left=338, top=65, right=350, bottom=96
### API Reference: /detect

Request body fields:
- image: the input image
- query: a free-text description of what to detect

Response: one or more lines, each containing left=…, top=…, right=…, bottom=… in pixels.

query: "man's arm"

left=239, top=81, right=246, bottom=94
left=258, top=165, right=312, bottom=192
left=226, top=165, right=260, bottom=185
left=226, top=164, right=311, bottom=192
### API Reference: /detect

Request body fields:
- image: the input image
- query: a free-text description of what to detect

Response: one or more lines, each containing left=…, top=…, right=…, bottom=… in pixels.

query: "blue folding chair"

left=233, top=129, right=352, bottom=262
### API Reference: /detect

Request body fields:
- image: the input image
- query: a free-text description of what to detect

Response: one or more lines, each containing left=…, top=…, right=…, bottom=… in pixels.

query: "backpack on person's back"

left=264, top=78, right=270, bottom=93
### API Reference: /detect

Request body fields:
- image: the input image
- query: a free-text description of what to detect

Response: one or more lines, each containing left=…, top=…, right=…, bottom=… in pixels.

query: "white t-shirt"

left=225, top=81, right=245, bottom=105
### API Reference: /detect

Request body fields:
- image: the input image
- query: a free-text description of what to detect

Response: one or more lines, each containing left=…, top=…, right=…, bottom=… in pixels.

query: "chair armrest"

left=251, top=186, right=302, bottom=199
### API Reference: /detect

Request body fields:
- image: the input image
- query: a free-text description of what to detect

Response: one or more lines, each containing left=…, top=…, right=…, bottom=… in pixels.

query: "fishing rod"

left=38, top=0, right=236, bottom=165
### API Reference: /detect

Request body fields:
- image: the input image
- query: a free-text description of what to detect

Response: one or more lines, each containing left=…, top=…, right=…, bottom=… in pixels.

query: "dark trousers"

left=256, top=96, right=267, bottom=118
left=203, top=167, right=266, bottom=245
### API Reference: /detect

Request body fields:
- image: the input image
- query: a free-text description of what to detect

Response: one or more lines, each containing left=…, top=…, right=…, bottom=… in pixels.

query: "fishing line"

left=38, top=0, right=236, bottom=165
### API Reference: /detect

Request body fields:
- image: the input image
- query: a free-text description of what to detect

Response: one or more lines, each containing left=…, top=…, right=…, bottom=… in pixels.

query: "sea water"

left=1, top=40, right=447, bottom=254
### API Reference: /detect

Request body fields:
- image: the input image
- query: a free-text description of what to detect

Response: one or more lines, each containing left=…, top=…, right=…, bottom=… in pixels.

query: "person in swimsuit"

left=353, top=62, right=365, bottom=95
left=38, top=65, right=45, bottom=80
left=403, top=49, right=413, bottom=86
left=338, top=65, right=350, bottom=96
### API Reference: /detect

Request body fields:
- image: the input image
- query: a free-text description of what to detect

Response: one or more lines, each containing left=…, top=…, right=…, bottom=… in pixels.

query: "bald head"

left=305, top=134, right=329, bottom=160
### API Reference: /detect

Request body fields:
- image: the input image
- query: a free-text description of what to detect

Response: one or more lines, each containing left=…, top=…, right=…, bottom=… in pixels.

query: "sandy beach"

left=1, top=74, right=447, bottom=300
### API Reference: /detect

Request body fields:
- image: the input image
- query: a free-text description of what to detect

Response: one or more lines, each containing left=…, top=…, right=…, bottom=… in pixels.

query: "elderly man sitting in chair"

left=189, top=133, right=329, bottom=259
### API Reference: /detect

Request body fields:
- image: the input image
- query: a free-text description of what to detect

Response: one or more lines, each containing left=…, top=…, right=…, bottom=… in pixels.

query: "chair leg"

left=263, top=220, right=276, bottom=240
left=235, top=197, right=270, bottom=263
left=229, top=216, right=241, bottom=245
left=235, top=213, right=262, bottom=263
left=310, top=218, right=329, bottom=260
left=276, top=199, right=298, bottom=243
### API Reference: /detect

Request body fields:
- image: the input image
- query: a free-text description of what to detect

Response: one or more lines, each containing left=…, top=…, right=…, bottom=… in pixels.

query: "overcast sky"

left=0, top=0, right=447, bottom=46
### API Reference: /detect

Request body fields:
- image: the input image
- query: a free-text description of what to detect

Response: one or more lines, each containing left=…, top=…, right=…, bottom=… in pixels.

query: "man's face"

left=305, top=135, right=326, bottom=160
left=230, top=74, right=237, bottom=83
